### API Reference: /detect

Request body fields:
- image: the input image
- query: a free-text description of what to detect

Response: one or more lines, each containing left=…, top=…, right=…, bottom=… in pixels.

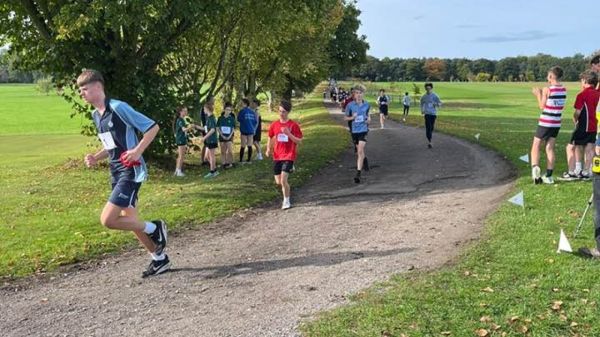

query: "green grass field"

left=302, top=82, right=600, bottom=337
left=0, top=84, right=348, bottom=279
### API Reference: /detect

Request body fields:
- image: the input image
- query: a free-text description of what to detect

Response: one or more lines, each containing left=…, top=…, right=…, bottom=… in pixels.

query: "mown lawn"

left=0, top=84, right=348, bottom=279
left=303, top=82, right=600, bottom=337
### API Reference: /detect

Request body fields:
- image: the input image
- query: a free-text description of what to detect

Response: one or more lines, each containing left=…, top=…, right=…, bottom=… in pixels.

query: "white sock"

left=143, top=221, right=156, bottom=234
left=575, top=162, right=582, bottom=174
left=151, top=253, right=166, bottom=261
left=284, top=197, right=290, bottom=203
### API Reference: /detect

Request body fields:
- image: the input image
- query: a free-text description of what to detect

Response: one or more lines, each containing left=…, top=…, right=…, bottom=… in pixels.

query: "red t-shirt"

left=574, top=86, right=600, bottom=133
left=342, top=97, right=353, bottom=110
left=268, top=119, right=303, bottom=161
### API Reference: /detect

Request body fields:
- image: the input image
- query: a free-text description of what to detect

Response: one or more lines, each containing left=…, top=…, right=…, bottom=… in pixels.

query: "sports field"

left=303, top=82, right=600, bottom=336
left=0, top=84, right=348, bottom=279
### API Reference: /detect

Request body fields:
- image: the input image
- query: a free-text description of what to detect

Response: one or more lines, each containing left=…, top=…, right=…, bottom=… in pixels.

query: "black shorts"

left=570, top=130, right=596, bottom=145
left=273, top=160, right=294, bottom=175
left=253, top=132, right=262, bottom=142
left=219, top=135, right=233, bottom=143
left=205, top=142, right=219, bottom=149
left=351, top=132, right=368, bottom=144
left=535, top=126, right=560, bottom=141
left=109, top=179, right=141, bottom=208
left=379, top=105, right=388, bottom=115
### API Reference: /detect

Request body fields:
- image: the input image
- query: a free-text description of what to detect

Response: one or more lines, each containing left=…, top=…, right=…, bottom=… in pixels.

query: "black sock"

left=247, top=146, right=253, bottom=161
left=211, top=169, right=216, bottom=174
left=239, top=147, right=245, bottom=162
left=547, top=169, right=553, bottom=177
left=356, top=169, right=361, bottom=176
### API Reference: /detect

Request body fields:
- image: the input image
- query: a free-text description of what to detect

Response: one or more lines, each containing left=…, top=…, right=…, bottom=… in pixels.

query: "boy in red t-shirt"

left=562, top=70, right=599, bottom=180
left=266, top=100, right=303, bottom=210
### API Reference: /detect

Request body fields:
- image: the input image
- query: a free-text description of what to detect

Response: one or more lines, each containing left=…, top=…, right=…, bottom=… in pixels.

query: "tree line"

left=351, top=53, right=596, bottom=82
left=0, top=0, right=368, bottom=155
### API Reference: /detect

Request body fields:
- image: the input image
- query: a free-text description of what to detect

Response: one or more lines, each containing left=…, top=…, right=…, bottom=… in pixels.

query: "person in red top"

left=562, top=70, right=600, bottom=180
left=266, top=100, right=303, bottom=210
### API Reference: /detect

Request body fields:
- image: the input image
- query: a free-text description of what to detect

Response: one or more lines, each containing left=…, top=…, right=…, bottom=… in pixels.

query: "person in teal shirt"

left=202, top=103, right=219, bottom=178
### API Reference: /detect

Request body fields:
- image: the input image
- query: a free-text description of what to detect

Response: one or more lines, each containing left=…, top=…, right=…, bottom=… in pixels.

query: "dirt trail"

left=1, top=101, right=514, bottom=337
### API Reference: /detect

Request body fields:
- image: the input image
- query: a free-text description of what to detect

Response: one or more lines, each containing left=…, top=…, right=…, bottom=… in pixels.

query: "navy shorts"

left=352, top=132, right=368, bottom=144
left=109, top=180, right=142, bottom=208
left=274, top=160, right=294, bottom=175
left=535, top=126, right=559, bottom=140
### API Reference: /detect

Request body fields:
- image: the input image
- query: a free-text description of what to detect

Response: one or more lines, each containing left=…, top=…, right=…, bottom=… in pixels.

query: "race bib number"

left=98, top=131, right=116, bottom=150
left=221, top=126, right=232, bottom=134
left=427, top=103, right=434, bottom=108
left=204, top=125, right=208, bottom=133
left=355, top=115, right=365, bottom=123
left=277, top=133, right=289, bottom=142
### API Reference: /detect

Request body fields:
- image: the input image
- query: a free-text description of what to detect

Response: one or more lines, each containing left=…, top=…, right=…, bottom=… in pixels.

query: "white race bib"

left=355, top=115, right=365, bottom=123
left=221, top=126, right=232, bottom=134
left=204, top=125, right=208, bottom=133
left=98, top=131, right=116, bottom=150
left=277, top=133, right=289, bottom=142
left=428, top=103, right=434, bottom=108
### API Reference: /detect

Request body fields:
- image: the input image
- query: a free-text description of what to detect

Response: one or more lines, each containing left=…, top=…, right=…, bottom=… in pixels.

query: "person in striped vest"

left=530, top=66, right=566, bottom=185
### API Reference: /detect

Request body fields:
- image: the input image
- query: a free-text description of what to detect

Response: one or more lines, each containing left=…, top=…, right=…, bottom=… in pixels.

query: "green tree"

left=328, top=0, right=369, bottom=79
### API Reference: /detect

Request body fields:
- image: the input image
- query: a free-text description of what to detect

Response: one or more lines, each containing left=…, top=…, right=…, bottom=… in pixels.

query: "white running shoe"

left=257, top=153, right=263, bottom=160
left=532, top=166, right=542, bottom=184
left=541, top=176, right=554, bottom=184
left=282, top=199, right=291, bottom=210
left=175, top=171, right=185, bottom=177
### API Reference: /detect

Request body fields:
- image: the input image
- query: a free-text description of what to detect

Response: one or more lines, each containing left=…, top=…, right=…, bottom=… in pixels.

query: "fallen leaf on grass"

left=475, top=328, right=488, bottom=336
left=509, top=316, right=519, bottom=323
left=480, top=316, right=492, bottom=323
left=570, top=322, right=578, bottom=327
left=518, top=325, right=528, bottom=333
left=441, top=331, right=451, bottom=336
left=559, top=314, right=568, bottom=321
left=482, top=287, right=494, bottom=293
left=552, top=301, right=563, bottom=311
left=491, top=324, right=501, bottom=331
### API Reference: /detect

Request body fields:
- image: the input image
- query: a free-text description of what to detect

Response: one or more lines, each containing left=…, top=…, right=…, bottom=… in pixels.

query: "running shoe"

left=541, top=176, right=554, bottom=184
left=561, top=172, right=578, bottom=181
left=282, top=200, right=291, bottom=210
left=141, top=255, right=171, bottom=278
left=579, top=247, right=600, bottom=259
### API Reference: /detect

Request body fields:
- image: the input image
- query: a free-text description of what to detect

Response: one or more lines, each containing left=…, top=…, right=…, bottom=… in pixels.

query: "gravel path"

left=1, top=101, right=514, bottom=337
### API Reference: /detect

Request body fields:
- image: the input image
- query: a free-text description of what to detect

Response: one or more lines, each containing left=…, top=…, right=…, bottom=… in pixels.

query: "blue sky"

left=355, top=0, right=598, bottom=60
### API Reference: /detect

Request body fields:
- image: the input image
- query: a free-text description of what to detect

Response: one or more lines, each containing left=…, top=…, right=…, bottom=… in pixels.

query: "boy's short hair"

left=224, top=102, right=233, bottom=109
left=379, top=89, right=385, bottom=93
left=405, top=92, right=409, bottom=95
left=280, top=100, right=292, bottom=113
left=176, top=105, right=187, bottom=113
left=242, top=98, right=250, bottom=106
left=549, top=66, right=564, bottom=79
left=354, top=84, right=366, bottom=93
left=590, top=55, right=600, bottom=66
left=77, top=69, right=104, bottom=87
left=252, top=98, right=261, bottom=106
left=425, top=82, right=433, bottom=89
left=580, top=70, right=599, bottom=87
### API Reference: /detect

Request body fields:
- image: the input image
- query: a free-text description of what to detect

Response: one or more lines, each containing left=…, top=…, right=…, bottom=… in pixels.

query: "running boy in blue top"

left=78, top=69, right=169, bottom=278
left=237, top=98, right=258, bottom=163
left=345, top=84, right=371, bottom=184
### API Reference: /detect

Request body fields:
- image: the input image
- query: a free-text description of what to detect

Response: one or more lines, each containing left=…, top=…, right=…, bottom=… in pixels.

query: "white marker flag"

left=474, top=133, right=480, bottom=141
left=519, top=154, right=529, bottom=163
left=557, top=229, right=573, bottom=253
left=508, top=191, right=524, bottom=208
